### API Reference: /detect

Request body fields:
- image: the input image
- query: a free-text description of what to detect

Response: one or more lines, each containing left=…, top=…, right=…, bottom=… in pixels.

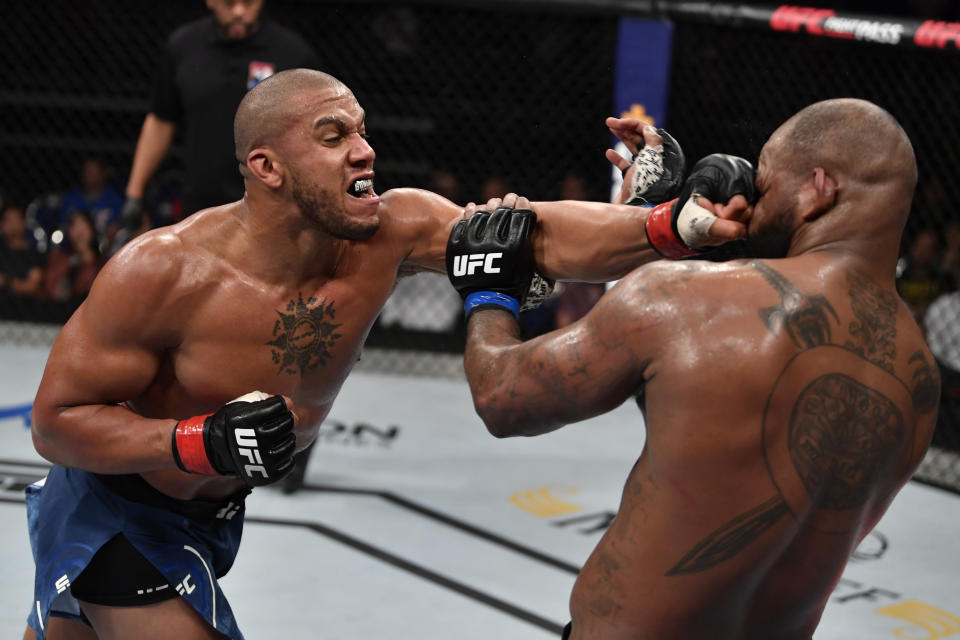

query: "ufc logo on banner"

left=452, top=253, right=503, bottom=276
left=235, top=428, right=268, bottom=478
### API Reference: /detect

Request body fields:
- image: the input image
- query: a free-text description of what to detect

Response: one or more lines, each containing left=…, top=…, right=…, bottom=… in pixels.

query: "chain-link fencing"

left=1, top=1, right=957, bottom=489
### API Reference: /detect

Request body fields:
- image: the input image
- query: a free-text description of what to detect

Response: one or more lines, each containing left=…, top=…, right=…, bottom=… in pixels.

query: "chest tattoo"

left=267, top=293, right=343, bottom=375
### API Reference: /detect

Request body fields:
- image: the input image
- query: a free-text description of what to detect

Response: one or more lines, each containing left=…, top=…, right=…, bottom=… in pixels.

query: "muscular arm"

left=31, top=234, right=184, bottom=472
left=125, top=114, right=176, bottom=198
left=395, top=188, right=742, bottom=282
left=464, top=273, right=661, bottom=437
left=395, top=187, right=653, bottom=281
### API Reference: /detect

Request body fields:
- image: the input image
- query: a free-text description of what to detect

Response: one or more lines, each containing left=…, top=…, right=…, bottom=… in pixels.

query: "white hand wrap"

left=675, top=194, right=717, bottom=250
left=630, top=144, right=665, bottom=202
left=229, top=391, right=271, bottom=404
left=520, top=272, right=555, bottom=312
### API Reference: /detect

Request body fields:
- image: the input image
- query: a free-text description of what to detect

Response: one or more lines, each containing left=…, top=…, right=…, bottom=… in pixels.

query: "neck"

left=233, top=198, right=345, bottom=284
left=787, top=201, right=904, bottom=283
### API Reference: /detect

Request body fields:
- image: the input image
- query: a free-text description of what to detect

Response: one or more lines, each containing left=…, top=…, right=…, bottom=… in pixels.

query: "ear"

left=244, top=148, right=284, bottom=189
left=798, top=167, right=838, bottom=222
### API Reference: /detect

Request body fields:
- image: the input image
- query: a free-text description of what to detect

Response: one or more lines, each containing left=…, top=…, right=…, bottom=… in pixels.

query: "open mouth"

left=349, top=178, right=375, bottom=198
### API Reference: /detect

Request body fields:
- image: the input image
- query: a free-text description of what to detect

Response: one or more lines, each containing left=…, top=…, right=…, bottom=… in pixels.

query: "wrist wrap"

left=644, top=200, right=698, bottom=259
left=173, top=414, right=218, bottom=475
left=465, top=291, right=520, bottom=319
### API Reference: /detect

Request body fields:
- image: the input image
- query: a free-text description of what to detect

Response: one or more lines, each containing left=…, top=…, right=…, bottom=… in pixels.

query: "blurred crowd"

left=0, top=156, right=178, bottom=323
left=3, top=153, right=959, bottom=356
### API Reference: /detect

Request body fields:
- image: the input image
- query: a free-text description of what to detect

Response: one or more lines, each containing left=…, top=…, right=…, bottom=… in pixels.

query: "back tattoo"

left=667, top=262, right=931, bottom=576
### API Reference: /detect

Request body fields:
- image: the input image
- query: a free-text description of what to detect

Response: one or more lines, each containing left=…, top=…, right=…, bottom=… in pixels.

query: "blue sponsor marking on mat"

left=0, top=403, right=32, bottom=427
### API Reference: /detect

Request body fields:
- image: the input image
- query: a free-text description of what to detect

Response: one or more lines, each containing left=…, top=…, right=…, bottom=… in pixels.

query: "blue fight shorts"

left=25, top=465, right=249, bottom=639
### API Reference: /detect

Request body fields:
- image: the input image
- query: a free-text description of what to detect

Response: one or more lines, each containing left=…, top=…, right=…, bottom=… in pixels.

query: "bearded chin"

left=292, top=174, right=379, bottom=241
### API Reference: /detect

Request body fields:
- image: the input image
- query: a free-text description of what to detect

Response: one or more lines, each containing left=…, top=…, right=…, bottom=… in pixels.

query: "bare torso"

left=135, top=225, right=397, bottom=499
left=82, top=191, right=440, bottom=501
left=568, top=255, right=939, bottom=639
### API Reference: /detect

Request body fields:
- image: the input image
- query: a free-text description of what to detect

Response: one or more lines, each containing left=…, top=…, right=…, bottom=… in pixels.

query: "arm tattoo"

left=752, top=261, right=838, bottom=349
left=845, top=271, right=898, bottom=372
left=267, top=293, right=343, bottom=375
left=908, top=350, right=940, bottom=414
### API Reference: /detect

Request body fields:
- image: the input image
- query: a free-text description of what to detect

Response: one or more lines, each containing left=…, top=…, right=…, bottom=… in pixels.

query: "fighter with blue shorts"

left=27, top=466, right=248, bottom=638
left=24, top=66, right=738, bottom=640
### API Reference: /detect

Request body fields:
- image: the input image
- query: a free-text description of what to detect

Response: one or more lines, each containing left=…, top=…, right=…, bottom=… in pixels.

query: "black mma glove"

left=446, top=206, right=537, bottom=319
left=120, top=197, right=144, bottom=232
left=625, top=128, right=686, bottom=206
left=172, top=392, right=296, bottom=487
left=644, top=153, right=756, bottom=259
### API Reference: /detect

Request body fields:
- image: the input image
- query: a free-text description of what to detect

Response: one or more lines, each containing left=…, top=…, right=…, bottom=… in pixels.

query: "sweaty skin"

left=463, top=99, right=939, bottom=640
left=30, top=70, right=739, bottom=503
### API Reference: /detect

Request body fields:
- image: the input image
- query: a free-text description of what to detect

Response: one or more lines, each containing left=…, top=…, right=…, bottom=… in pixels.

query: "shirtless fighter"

left=23, top=69, right=743, bottom=640
left=452, top=98, right=940, bottom=639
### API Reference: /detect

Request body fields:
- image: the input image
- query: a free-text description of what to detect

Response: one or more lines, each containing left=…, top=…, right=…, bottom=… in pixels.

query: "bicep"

left=520, top=314, right=645, bottom=422
left=34, top=249, right=179, bottom=413
left=387, top=188, right=464, bottom=274
left=36, top=304, right=164, bottom=412
left=466, top=287, right=656, bottom=435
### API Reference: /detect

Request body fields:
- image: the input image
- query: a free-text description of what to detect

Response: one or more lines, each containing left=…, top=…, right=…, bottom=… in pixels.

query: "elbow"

left=471, top=393, right=510, bottom=439
left=30, top=406, right=65, bottom=465
left=31, top=424, right=58, bottom=464
left=472, top=396, right=521, bottom=439
left=483, top=416, right=513, bottom=440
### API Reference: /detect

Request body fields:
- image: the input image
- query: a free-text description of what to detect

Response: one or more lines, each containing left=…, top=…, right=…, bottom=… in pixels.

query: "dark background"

left=1, top=0, right=957, bottom=483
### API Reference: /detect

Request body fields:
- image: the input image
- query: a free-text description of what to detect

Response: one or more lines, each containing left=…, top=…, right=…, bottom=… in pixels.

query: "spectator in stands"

left=480, top=175, right=512, bottom=203
left=122, top=0, right=319, bottom=225
left=0, top=203, right=45, bottom=320
left=59, top=157, right=124, bottom=250
left=44, top=210, right=105, bottom=313
left=924, top=235, right=960, bottom=450
left=939, top=218, right=960, bottom=292
left=429, top=169, right=463, bottom=204
left=897, top=227, right=942, bottom=323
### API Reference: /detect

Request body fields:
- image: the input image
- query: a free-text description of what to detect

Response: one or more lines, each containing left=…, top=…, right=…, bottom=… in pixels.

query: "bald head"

left=777, top=98, right=916, bottom=191
left=234, top=69, right=351, bottom=166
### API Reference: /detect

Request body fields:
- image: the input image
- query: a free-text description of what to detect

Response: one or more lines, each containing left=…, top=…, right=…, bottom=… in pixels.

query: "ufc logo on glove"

left=234, top=428, right=268, bottom=479
left=452, top=253, right=503, bottom=276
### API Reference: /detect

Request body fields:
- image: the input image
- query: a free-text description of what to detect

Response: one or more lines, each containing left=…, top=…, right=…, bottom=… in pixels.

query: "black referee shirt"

left=151, top=16, right=319, bottom=215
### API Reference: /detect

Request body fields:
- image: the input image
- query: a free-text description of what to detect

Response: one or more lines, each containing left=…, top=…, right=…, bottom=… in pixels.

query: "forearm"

left=530, top=200, right=654, bottom=282
left=465, top=310, right=608, bottom=438
left=126, top=114, right=176, bottom=198
left=32, top=402, right=178, bottom=474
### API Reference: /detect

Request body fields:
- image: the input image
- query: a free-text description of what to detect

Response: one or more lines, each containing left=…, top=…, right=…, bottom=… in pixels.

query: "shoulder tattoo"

left=844, top=270, right=898, bottom=372
left=752, top=261, right=838, bottom=349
